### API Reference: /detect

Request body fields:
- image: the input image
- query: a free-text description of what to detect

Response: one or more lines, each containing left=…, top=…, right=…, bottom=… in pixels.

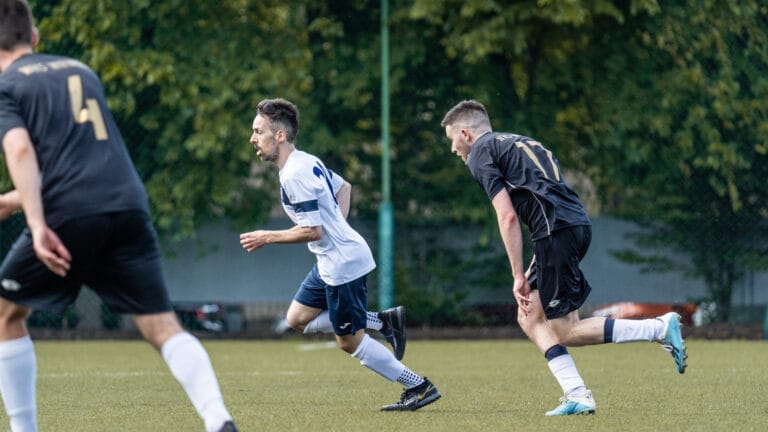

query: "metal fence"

left=1, top=2, right=766, bottom=336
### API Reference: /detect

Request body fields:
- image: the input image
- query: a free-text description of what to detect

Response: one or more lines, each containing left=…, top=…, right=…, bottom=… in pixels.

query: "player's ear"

left=31, top=27, right=39, bottom=47
left=461, top=128, right=471, bottom=142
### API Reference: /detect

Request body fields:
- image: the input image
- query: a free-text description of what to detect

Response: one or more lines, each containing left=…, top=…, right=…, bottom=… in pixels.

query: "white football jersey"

left=279, top=150, right=376, bottom=285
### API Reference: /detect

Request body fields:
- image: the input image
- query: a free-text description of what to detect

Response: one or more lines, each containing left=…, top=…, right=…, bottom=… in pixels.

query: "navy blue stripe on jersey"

left=292, top=199, right=319, bottom=213
left=280, top=187, right=290, bottom=205
left=280, top=186, right=318, bottom=213
left=313, top=162, right=339, bottom=205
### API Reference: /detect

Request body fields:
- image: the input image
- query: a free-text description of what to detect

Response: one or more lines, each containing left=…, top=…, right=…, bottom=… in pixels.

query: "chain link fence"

left=1, top=2, right=766, bottom=337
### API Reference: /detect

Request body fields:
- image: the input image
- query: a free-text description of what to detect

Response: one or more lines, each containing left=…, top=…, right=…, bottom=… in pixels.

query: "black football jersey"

left=0, top=54, right=148, bottom=225
left=467, top=132, right=590, bottom=240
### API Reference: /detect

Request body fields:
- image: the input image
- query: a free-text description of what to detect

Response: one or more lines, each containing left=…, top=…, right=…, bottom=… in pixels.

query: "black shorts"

left=528, top=225, right=592, bottom=319
left=0, top=211, right=172, bottom=314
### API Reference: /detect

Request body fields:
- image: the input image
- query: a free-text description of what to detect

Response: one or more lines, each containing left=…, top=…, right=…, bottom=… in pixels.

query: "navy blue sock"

left=544, top=344, right=568, bottom=361
left=603, top=318, right=615, bottom=343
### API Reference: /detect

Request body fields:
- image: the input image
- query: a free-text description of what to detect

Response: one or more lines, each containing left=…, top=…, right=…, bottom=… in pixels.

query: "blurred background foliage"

left=1, top=0, right=766, bottom=324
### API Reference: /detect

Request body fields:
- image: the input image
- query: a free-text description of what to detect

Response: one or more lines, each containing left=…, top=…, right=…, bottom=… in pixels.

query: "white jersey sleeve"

left=328, top=168, right=345, bottom=195
left=280, top=176, right=323, bottom=228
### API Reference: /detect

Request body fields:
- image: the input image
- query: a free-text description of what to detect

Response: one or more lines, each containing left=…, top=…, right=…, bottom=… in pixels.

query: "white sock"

left=351, top=334, right=405, bottom=381
left=613, top=319, right=664, bottom=343
left=161, top=332, right=232, bottom=432
left=547, top=354, right=587, bottom=398
left=0, top=336, right=37, bottom=432
left=395, top=368, right=425, bottom=389
left=303, top=311, right=333, bottom=334
left=367, top=311, right=383, bottom=331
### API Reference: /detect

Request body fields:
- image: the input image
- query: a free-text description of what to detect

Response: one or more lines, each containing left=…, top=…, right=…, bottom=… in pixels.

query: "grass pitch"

left=1, top=338, right=765, bottom=431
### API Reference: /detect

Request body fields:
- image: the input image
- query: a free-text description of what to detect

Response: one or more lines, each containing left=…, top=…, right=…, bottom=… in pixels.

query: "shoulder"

left=290, top=149, right=322, bottom=165
left=467, top=134, right=496, bottom=168
left=281, top=151, right=319, bottom=181
left=470, top=132, right=509, bottom=156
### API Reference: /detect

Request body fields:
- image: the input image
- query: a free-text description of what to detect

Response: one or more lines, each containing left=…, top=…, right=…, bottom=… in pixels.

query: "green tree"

left=409, top=0, right=768, bottom=321
left=33, top=0, right=313, bottom=239
left=299, top=1, right=500, bottom=314
left=583, top=1, right=768, bottom=322
left=10, top=0, right=763, bottom=324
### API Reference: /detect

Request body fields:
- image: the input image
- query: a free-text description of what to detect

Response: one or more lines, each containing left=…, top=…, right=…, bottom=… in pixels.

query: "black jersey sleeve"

left=467, top=141, right=506, bottom=201
left=0, top=85, right=26, bottom=142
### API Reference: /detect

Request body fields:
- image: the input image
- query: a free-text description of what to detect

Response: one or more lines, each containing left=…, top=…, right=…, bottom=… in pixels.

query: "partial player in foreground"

left=441, top=100, right=686, bottom=416
left=240, top=98, right=439, bottom=411
left=0, top=1, right=237, bottom=430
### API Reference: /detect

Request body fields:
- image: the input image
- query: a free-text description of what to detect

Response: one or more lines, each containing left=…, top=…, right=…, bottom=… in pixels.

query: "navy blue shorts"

left=0, top=211, right=172, bottom=314
left=528, top=225, right=592, bottom=320
left=293, top=263, right=368, bottom=336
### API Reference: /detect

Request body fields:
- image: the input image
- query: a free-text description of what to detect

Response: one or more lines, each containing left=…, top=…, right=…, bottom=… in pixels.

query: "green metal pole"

left=763, top=303, right=768, bottom=340
left=378, top=0, right=394, bottom=310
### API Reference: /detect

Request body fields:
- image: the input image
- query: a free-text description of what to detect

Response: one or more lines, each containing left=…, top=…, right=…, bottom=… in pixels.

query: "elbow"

left=3, top=128, right=33, bottom=161
left=4, top=142, right=30, bottom=163
left=341, top=181, right=352, bottom=195
left=498, top=212, right=518, bottom=229
left=339, top=182, right=352, bottom=203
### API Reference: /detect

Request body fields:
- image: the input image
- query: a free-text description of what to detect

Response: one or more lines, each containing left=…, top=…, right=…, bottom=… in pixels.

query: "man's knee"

left=0, top=302, right=30, bottom=323
left=134, top=312, right=183, bottom=350
left=0, top=299, right=32, bottom=340
left=285, top=311, right=308, bottom=332
left=336, top=332, right=363, bottom=354
left=336, top=338, right=356, bottom=353
left=285, top=303, right=320, bottom=332
left=516, top=308, right=544, bottom=332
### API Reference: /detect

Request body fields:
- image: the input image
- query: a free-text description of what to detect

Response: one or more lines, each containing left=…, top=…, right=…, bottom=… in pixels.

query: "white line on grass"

left=296, top=341, right=337, bottom=351
left=39, top=371, right=165, bottom=378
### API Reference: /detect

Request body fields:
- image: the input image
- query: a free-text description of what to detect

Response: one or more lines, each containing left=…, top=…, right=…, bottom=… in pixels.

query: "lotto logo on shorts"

left=1, top=279, right=21, bottom=291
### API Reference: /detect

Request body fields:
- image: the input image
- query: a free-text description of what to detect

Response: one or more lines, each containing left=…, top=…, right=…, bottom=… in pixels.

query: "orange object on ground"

left=591, top=302, right=696, bottom=325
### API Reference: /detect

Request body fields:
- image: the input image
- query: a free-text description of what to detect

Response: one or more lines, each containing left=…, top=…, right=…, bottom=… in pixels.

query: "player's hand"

left=0, top=204, right=15, bottom=221
left=513, top=276, right=532, bottom=316
left=30, top=225, right=71, bottom=277
left=239, top=230, right=268, bottom=252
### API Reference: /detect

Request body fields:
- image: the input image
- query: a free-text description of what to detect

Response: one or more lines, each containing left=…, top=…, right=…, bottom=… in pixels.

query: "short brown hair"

left=256, top=98, right=299, bottom=143
left=440, top=99, right=491, bottom=130
left=0, top=0, right=33, bottom=51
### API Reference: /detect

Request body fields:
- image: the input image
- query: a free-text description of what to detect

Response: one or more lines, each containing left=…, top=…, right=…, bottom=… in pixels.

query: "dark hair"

left=256, top=98, right=299, bottom=143
left=440, top=99, right=490, bottom=129
left=0, top=0, right=33, bottom=51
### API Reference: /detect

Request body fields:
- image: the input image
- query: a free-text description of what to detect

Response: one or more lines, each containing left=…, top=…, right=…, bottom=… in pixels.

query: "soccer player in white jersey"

left=240, top=98, right=440, bottom=411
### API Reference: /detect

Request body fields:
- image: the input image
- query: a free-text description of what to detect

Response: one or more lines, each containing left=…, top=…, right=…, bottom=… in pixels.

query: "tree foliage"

left=407, top=0, right=768, bottom=321
left=6, top=0, right=764, bottom=322
left=34, top=0, right=312, bottom=239
left=547, top=0, right=768, bottom=321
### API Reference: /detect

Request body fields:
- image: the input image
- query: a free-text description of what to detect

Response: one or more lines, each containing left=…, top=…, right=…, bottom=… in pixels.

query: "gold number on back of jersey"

left=67, top=75, right=108, bottom=140
left=514, top=140, right=561, bottom=181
